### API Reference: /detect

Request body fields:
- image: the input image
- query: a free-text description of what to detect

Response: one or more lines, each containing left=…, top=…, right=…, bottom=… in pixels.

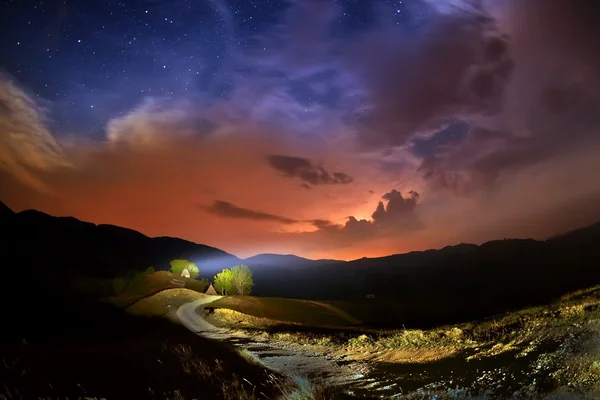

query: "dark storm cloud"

left=362, top=0, right=600, bottom=194
left=313, top=189, right=423, bottom=239
left=373, top=189, right=420, bottom=226
left=349, top=7, right=513, bottom=148
left=205, top=200, right=299, bottom=224
left=267, top=155, right=353, bottom=186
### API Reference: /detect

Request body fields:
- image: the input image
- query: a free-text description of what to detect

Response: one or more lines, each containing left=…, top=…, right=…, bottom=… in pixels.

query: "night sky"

left=2, top=0, right=600, bottom=259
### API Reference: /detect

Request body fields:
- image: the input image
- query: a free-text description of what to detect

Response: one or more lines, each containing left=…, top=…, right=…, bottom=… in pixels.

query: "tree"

left=231, top=264, right=253, bottom=296
left=186, top=277, right=210, bottom=293
left=169, top=259, right=199, bottom=279
left=198, top=278, right=210, bottom=292
left=213, top=268, right=234, bottom=295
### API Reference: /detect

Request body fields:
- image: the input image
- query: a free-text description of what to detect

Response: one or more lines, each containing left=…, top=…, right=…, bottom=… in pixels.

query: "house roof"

left=205, top=284, right=217, bottom=295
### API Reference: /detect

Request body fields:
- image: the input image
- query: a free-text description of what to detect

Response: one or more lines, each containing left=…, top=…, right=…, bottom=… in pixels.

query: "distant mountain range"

left=3, top=200, right=600, bottom=326
left=244, top=253, right=343, bottom=268
left=0, top=200, right=473, bottom=278
left=0, top=204, right=241, bottom=278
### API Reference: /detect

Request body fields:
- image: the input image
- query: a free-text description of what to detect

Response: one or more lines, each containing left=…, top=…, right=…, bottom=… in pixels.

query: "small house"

left=205, top=284, right=218, bottom=295
left=181, top=268, right=191, bottom=279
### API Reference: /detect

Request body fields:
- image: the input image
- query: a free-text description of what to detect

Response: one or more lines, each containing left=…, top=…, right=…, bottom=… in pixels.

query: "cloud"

left=348, top=4, right=513, bottom=149
left=106, top=97, right=217, bottom=147
left=205, top=200, right=301, bottom=225
left=0, top=75, right=384, bottom=258
left=372, top=189, right=419, bottom=225
left=0, top=72, right=71, bottom=192
left=312, top=189, right=423, bottom=240
left=267, top=154, right=354, bottom=186
left=356, top=0, right=600, bottom=196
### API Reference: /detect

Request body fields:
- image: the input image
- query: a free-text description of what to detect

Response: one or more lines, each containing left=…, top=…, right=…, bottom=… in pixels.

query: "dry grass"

left=126, top=288, right=206, bottom=318
left=170, top=343, right=265, bottom=400
left=376, top=326, right=471, bottom=349
left=207, top=308, right=299, bottom=329
left=207, top=296, right=360, bottom=328
left=107, top=271, right=209, bottom=310
left=276, top=376, right=329, bottom=400
left=212, top=284, right=600, bottom=372
left=0, top=298, right=285, bottom=399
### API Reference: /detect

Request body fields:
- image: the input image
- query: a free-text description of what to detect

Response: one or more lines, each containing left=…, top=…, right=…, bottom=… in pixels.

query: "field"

left=204, top=292, right=536, bottom=332
left=201, top=285, right=600, bottom=398
left=204, top=295, right=361, bottom=329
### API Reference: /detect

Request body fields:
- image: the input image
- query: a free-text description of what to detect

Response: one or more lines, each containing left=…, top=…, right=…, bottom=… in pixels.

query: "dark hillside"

left=3, top=201, right=600, bottom=328
left=0, top=204, right=241, bottom=284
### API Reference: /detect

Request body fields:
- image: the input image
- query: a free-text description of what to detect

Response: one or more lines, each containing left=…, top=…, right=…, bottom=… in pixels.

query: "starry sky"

left=2, top=0, right=600, bottom=260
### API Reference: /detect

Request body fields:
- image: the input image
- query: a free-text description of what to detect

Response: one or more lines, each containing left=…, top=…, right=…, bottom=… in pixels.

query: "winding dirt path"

left=176, top=296, right=224, bottom=333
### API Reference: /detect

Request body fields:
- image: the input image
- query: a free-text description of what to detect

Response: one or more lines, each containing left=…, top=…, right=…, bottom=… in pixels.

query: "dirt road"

left=176, top=296, right=224, bottom=333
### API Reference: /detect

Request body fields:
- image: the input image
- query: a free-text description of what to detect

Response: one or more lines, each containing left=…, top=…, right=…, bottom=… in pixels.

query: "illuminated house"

left=181, top=268, right=191, bottom=279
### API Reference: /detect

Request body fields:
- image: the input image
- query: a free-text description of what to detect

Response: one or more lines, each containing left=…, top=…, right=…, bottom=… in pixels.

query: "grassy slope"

left=1, top=302, right=285, bottom=400
left=106, top=271, right=208, bottom=309
left=222, top=285, right=600, bottom=350
left=206, top=296, right=361, bottom=328
left=126, top=287, right=207, bottom=317
left=205, top=286, right=600, bottom=398
left=0, top=274, right=288, bottom=400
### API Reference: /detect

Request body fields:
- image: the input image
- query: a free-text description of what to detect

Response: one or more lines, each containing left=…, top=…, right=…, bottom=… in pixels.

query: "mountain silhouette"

left=3, top=200, right=600, bottom=327
left=0, top=202, right=241, bottom=282
left=244, top=253, right=342, bottom=269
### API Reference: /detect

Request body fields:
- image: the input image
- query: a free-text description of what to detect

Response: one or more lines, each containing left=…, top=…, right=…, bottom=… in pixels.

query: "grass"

left=106, top=271, right=208, bottom=309
left=243, top=285, right=600, bottom=399
left=7, top=271, right=600, bottom=399
left=0, top=296, right=287, bottom=400
left=206, top=296, right=361, bottom=328
left=276, top=376, right=330, bottom=400
left=205, top=285, right=600, bottom=372
left=125, top=288, right=206, bottom=318
left=0, top=268, right=295, bottom=400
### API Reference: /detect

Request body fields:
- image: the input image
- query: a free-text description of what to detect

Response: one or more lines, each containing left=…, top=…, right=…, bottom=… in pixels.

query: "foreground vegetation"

left=205, top=285, right=600, bottom=399
left=0, top=298, right=288, bottom=399
left=0, top=273, right=306, bottom=400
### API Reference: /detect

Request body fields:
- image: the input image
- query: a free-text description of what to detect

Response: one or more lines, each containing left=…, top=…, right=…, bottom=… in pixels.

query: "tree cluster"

left=169, top=259, right=199, bottom=279
left=213, top=264, right=254, bottom=296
